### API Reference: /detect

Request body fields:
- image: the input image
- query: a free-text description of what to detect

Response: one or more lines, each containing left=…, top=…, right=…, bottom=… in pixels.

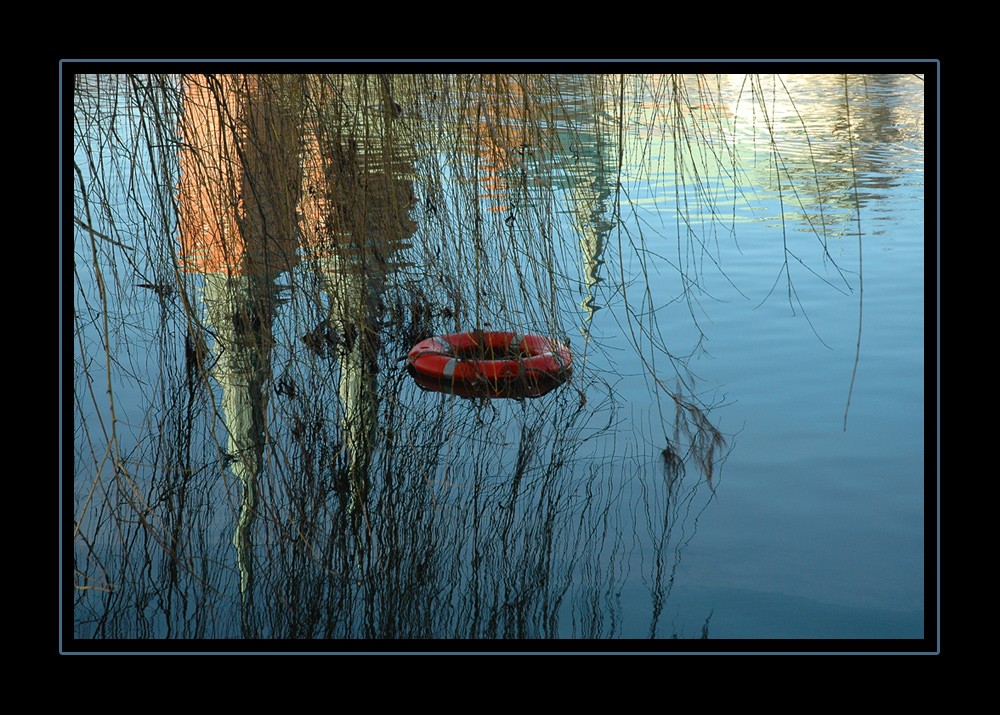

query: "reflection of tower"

left=176, top=74, right=304, bottom=599
left=557, top=119, right=614, bottom=332
left=569, top=169, right=612, bottom=329
left=460, top=74, right=616, bottom=331
left=201, top=273, right=277, bottom=596
left=297, top=76, right=418, bottom=528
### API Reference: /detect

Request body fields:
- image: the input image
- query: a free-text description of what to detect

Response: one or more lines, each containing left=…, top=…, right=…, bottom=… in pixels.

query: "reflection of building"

left=177, top=74, right=302, bottom=277
left=176, top=74, right=306, bottom=598
left=296, top=76, right=417, bottom=525
left=460, top=74, right=539, bottom=214
left=175, top=74, right=419, bottom=593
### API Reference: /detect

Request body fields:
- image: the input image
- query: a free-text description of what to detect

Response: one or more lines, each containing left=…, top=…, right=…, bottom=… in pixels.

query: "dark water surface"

left=67, top=72, right=931, bottom=650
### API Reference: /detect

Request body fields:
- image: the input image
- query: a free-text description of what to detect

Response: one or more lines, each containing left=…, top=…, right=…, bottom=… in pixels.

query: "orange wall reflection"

left=176, top=74, right=303, bottom=277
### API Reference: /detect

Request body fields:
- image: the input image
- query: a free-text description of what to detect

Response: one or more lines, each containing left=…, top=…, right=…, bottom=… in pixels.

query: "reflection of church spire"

left=575, top=196, right=612, bottom=327
left=560, top=127, right=614, bottom=332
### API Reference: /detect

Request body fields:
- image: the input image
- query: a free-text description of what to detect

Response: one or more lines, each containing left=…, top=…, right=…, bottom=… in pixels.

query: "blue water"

left=598, top=74, right=927, bottom=642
